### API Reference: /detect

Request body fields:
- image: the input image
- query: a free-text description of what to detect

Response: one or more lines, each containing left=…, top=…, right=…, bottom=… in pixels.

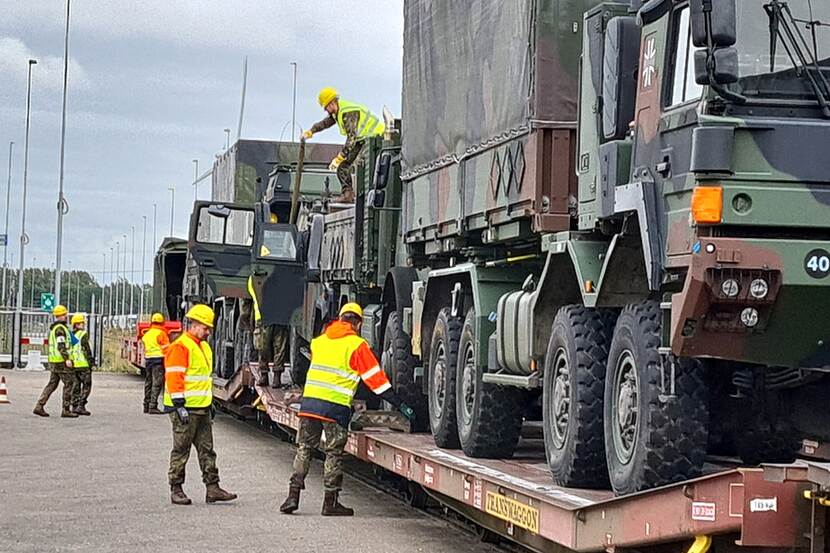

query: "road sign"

left=40, top=293, right=55, bottom=312
left=0, top=234, right=7, bottom=246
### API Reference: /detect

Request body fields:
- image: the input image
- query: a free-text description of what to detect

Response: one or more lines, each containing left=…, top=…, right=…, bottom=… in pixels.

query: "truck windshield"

left=195, top=207, right=254, bottom=247
left=268, top=169, right=339, bottom=200
left=733, top=1, right=830, bottom=100
left=258, top=228, right=297, bottom=260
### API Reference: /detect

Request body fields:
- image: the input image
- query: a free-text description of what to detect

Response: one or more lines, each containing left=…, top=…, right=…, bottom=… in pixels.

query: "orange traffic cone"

left=0, top=376, right=9, bottom=404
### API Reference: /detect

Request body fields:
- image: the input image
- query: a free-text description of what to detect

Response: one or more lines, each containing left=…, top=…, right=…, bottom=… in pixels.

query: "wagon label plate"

left=485, top=492, right=539, bottom=534
left=691, top=502, right=717, bottom=521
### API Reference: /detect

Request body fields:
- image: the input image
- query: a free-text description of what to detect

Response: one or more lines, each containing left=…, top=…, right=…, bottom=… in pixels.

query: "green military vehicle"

left=151, top=237, right=188, bottom=322
left=294, top=0, right=830, bottom=496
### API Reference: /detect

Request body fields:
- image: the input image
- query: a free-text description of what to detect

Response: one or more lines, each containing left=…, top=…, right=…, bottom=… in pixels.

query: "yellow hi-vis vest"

left=163, top=334, right=214, bottom=409
left=142, top=325, right=166, bottom=358
left=336, top=100, right=385, bottom=140
left=303, top=332, right=366, bottom=409
left=247, top=275, right=261, bottom=323
left=71, top=330, right=90, bottom=369
left=48, top=323, right=70, bottom=363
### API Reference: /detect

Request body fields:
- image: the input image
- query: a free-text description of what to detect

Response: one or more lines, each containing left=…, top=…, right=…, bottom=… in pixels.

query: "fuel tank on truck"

left=401, top=0, right=604, bottom=254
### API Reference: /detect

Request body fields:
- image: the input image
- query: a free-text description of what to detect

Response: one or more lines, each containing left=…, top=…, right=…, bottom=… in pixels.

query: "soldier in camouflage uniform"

left=33, top=305, right=78, bottom=418
left=302, top=87, right=385, bottom=203
left=69, top=313, right=95, bottom=416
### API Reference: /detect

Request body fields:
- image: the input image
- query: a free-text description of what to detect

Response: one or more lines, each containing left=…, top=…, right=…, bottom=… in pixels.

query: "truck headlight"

left=740, top=307, right=759, bottom=328
left=749, top=278, right=769, bottom=299
left=721, top=278, right=740, bottom=298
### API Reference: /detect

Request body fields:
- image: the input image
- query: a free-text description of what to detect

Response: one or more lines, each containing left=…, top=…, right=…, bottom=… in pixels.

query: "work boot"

left=170, top=484, right=192, bottom=505
left=147, top=407, right=164, bottom=415
left=143, top=405, right=149, bottom=414
left=279, top=486, right=301, bottom=514
left=332, top=187, right=355, bottom=204
left=61, top=410, right=79, bottom=418
left=32, top=405, right=49, bottom=417
left=321, top=491, right=354, bottom=516
left=205, top=483, right=237, bottom=503
left=75, top=408, right=91, bottom=416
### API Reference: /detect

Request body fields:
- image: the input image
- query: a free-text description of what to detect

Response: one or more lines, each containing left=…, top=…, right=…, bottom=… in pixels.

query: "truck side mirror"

left=602, top=16, right=640, bottom=141
left=373, top=151, right=392, bottom=190
left=690, top=0, right=736, bottom=48
left=694, top=47, right=739, bottom=85
left=366, top=189, right=386, bottom=209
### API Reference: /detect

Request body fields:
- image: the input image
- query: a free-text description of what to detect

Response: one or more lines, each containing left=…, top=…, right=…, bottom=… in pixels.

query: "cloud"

left=0, top=37, right=90, bottom=92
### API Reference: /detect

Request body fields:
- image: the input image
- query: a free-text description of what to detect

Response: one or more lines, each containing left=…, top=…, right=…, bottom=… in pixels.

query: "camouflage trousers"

left=72, top=370, right=92, bottom=410
left=143, top=358, right=164, bottom=410
left=254, top=323, right=288, bottom=373
left=289, top=416, right=349, bottom=492
left=168, top=410, right=220, bottom=486
left=35, top=364, right=76, bottom=412
left=336, top=140, right=365, bottom=191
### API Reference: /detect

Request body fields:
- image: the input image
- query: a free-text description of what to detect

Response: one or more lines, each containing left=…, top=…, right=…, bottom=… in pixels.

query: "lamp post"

left=121, top=232, right=127, bottom=317
left=15, top=59, right=37, bottom=312
left=101, top=252, right=106, bottom=315
left=290, top=61, right=298, bottom=141
left=2, top=141, right=13, bottom=307
left=108, top=246, right=114, bottom=319
left=29, top=256, right=36, bottom=309
left=192, top=159, right=199, bottom=201
left=114, top=240, right=120, bottom=318
left=130, top=225, right=135, bottom=316
left=54, top=0, right=73, bottom=306
left=168, top=187, right=175, bottom=237
left=140, top=215, right=147, bottom=318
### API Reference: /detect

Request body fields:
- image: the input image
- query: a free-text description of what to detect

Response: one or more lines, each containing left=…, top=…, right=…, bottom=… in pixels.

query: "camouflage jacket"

left=309, top=111, right=361, bottom=158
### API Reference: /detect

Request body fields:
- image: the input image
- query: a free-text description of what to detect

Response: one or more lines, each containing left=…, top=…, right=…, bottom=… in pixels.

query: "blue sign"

left=41, top=293, right=55, bottom=312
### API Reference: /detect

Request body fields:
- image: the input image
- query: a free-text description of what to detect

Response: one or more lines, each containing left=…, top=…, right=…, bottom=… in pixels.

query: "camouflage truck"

left=349, top=0, right=830, bottom=497
left=151, top=237, right=188, bottom=321
left=184, top=140, right=340, bottom=380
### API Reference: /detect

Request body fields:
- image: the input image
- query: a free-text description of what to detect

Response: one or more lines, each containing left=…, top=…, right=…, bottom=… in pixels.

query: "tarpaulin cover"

left=401, top=0, right=595, bottom=176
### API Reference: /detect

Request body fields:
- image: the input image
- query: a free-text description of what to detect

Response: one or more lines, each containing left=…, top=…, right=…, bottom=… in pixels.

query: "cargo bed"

left=247, top=382, right=826, bottom=553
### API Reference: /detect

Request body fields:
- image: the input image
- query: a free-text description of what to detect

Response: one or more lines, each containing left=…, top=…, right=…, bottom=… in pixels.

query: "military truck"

left=294, top=0, right=830, bottom=496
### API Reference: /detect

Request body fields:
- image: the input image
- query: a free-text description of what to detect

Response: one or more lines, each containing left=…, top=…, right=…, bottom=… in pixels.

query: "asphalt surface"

left=1, top=369, right=499, bottom=553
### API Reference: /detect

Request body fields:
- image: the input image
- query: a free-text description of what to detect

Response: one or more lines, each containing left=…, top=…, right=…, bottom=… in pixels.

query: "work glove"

left=175, top=407, right=190, bottom=425
left=329, top=153, right=346, bottom=171
left=399, top=403, right=416, bottom=422
left=302, top=130, right=313, bottom=140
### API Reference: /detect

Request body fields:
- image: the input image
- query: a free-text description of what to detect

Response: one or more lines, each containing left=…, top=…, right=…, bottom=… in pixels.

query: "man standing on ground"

left=302, top=87, right=385, bottom=203
left=33, top=305, right=77, bottom=418
left=163, top=304, right=237, bottom=506
left=280, top=303, right=414, bottom=516
left=142, top=312, right=169, bottom=414
left=70, top=313, right=95, bottom=416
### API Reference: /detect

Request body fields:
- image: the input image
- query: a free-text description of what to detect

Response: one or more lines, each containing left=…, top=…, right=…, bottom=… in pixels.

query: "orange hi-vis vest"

left=163, top=332, right=213, bottom=409
left=300, top=320, right=391, bottom=427
left=142, top=324, right=169, bottom=359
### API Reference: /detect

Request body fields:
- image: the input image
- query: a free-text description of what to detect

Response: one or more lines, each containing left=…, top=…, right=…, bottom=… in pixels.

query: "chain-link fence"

left=0, top=309, right=104, bottom=369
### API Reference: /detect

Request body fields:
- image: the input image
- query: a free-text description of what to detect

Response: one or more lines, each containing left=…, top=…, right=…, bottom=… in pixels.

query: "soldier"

left=247, top=274, right=288, bottom=387
left=280, top=303, right=414, bottom=516
left=163, top=304, right=237, bottom=506
left=33, top=305, right=77, bottom=418
left=142, top=312, right=169, bottom=414
left=302, top=87, right=385, bottom=203
left=70, top=313, right=95, bottom=416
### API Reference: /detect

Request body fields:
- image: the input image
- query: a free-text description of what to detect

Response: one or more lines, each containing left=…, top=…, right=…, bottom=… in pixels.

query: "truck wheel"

left=603, top=301, right=708, bottom=495
left=382, top=310, right=428, bottom=431
left=543, top=306, right=616, bottom=488
left=736, top=419, right=800, bottom=465
left=428, top=307, right=462, bottom=448
left=289, top=327, right=310, bottom=388
left=456, top=308, right=525, bottom=458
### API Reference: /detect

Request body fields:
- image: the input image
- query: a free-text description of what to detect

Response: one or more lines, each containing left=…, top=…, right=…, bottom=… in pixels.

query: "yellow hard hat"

left=339, top=302, right=363, bottom=319
left=53, top=305, right=68, bottom=317
left=318, top=87, right=338, bottom=108
left=70, top=313, right=85, bottom=326
left=185, top=304, right=215, bottom=328
left=151, top=312, right=164, bottom=324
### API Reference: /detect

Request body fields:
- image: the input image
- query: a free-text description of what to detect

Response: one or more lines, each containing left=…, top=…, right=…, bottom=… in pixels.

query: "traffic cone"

left=0, top=376, right=10, bottom=404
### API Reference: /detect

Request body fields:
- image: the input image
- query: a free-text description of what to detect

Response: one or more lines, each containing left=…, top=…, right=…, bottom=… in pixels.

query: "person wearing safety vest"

left=33, top=305, right=79, bottom=418
left=247, top=274, right=288, bottom=387
left=142, top=312, right=170, bottom=414
left=302, top=87, right=385, bottom=203
left=163, top=304, right=237, bottom=506
left=280, top=303, right=415, bottom=516
left=69, top=313, right=95, bottom=416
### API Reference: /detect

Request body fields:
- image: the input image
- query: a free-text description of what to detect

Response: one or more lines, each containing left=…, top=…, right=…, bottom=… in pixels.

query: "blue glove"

left=399, top=403, right=415, bottom=421
left=175, top=407, right=190, bottom=425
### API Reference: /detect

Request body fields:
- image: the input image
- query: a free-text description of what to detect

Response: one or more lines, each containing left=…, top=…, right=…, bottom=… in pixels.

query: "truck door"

left=250, top=222, right=305, bottom=326
left=187, top=201, right=255, bottom=300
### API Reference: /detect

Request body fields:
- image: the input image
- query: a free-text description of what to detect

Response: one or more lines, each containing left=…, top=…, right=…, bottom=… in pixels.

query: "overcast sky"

left=0, top=0, right=403, bottom=286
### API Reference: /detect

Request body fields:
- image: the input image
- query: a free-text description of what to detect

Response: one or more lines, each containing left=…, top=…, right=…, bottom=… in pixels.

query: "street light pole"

left=121, top=232, right=127, bottom=318
left=140, top=215, right=147, bottom=318
left=115, top=240, right=120, bottom=318
left=130, top=225, right=135, bottom=316
left=193, top=159, right=199, bottom=201
left=169, top=187, right=175, bottom=237
left=29, top=256, right=36, bottom=309
left=54, top=0, right=73, bottom=305
left=101, top=252, right=106, bottom=315
left=2, top=141, right=13, bottom=307
left=290, top=61, right=298, bottom=141
left=15, top=59, right=37, bottom=312
left=108, top=246, right=114, bottom=319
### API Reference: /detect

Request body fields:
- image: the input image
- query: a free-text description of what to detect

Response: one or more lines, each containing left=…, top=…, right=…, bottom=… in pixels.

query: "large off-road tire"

left=604, top=301, right=709, bottom=496
left=456, top=308, right=526, bottom=458
left=382, top=310, right=428, bottom=431
left=543, top=306, right=617, bottom=488
left=289, top=326, right=310, bottom=388
left=736, top=418, right=801, bottom=466
left=428, top=308, right=462, bottom=448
